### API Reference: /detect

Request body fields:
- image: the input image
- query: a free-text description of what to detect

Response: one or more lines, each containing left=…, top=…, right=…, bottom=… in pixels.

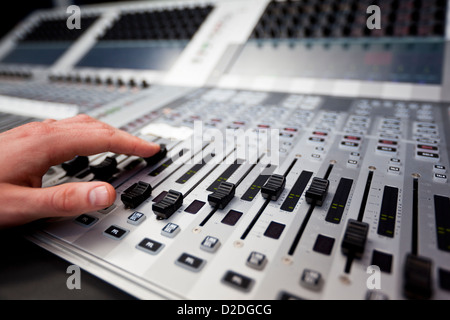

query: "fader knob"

left=305, top=177, right=329, bottom=206
left=403, top=253, right=433, bottom=300
left=208, top=181, right=236, bottom=209
left=261, top=174, right=286, bottom=201
left=341, top=219, right=369, bottom=260
left=143, top=144, right=167, bottom=166
left=153, top=189, right=183, bottom=219
left=89, top=156, right=117, bottom=180
left=121, top=181, right=152, bottom=209
left=61, top=156, right=89, bottom=176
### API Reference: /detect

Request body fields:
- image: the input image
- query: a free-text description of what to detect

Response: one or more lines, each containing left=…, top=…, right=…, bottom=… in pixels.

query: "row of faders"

left=36, top=88, right=449, bottom=299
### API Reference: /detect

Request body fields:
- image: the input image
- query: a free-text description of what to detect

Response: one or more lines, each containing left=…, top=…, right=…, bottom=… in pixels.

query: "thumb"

left=0, top=182, right=116, bottom=228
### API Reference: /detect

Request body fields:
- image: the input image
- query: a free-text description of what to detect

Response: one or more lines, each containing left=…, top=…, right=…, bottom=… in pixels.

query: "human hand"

left=0, top=114, right=159, bottom=228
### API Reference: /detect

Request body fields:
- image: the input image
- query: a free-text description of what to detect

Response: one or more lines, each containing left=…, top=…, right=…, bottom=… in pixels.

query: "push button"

left=347, top=159, right=358, bottom=169
left=175, top=253, right=205, bottom=272
left=340, top=141, right=359, bottom=150
left=300, top=269, right=322, bottom=291
left=127, top=211, right=146, bottom=225
left=136, top=238, right=164, bottom=255
left=246, top=251, right=267, bottom=270
left=388, top=166, right=401, bottom=175
left=200, top=236, right=221, bottom=253
left=416, top=151, right=439, bottom=161
left=377, top=146, right=397, bottom=155
left=433, top=164, right=446, bottom=174
left=161, top=222, right=180, bottom=238
left=222, top=270, right=254, bottom=292
left=104, top=225, right=129, bottom=240
left=434, top=173, right=447, bottom=183
left=74, top=214, right=98, bottom=227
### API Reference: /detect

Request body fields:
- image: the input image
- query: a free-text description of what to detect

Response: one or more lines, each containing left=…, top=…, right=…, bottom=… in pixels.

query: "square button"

left=175, top=253, right=205, bottom=272
left=200, top=236, right=220, bottom=253
left=434, top=173, right=447, bottom=183
left=313, top=234, right=335, bottom=255
left=371, top=250, right=393, bottom=273
left=136, top=238, right=164, bottom=255
left=161, top=223, right=180, bottom=238
left=127, top=211, right=146, bottom=225
left=300, top=269, right=322, bottom=291
left=222, top=270, right=254, bottom=292
left=104, top=225, right=129, bottom=240
left=246, top=251, right=267, bottom=270
left=388, top=166, right=400, bottom=175
left=74, top=214, right=98, bottom=227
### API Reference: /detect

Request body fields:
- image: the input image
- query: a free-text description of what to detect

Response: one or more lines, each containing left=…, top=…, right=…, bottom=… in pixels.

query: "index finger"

left=37, top=114, right=160, bottom=166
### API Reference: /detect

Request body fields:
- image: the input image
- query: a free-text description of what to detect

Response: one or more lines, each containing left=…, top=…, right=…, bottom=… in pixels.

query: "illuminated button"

left=377, top=146, right=397, bottom=154
left=308, top=137, right=325, bottom=144
left=433, top=165, right=447, bottom=174
left=378, top=139, right=398, bottom=146
left=200, top=236, right=221, bottom=253
left=390, top=158, right=401, bottom=165
left=349, top=152, right=360, bottom=160
left=246, top=251, right=267, bottom=270
left=417, top=144, right=438, bottom=152
left=340, top=141, right=359, bottom=150
left=161, top=222, right=180, bottom=238
left=347, top=160, right=358, bottom=169
left=434, top=173, right=447, bottom=183
left=104, top=225, right=129, bottom=240
left=344, top=135, right=361, bottom=141
left=388, top=166, right=401, bottom=175
left=416, top=151, right=439, bottom=161
left=311, top=153, right=322, bottom=161
left=300, top=269, right=322, bottom=291
left=127, top=211, right=146, bottom=225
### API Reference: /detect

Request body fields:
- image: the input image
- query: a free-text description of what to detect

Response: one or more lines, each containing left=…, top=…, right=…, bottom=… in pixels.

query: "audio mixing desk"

left=0, top=0, right=448, bottom=300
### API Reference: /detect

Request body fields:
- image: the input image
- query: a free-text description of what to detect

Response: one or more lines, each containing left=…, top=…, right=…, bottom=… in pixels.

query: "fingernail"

left=89, top=186, right=110, bottom=206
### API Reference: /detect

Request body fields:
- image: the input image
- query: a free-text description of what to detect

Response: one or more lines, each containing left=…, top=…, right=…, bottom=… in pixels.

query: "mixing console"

left=0, top=0, right=448, bottom=300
